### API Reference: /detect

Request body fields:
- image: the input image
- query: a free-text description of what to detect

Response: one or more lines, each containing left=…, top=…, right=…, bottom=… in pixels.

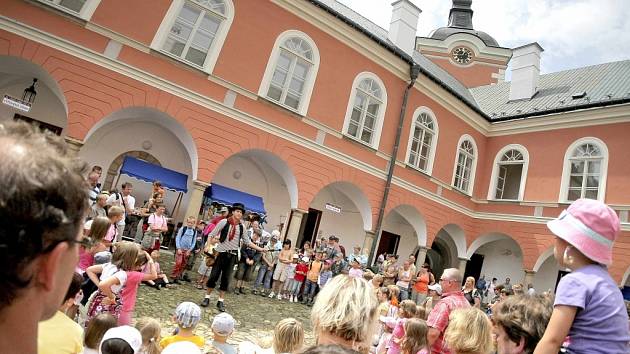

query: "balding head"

left=440, top=268, right=463, bottom=293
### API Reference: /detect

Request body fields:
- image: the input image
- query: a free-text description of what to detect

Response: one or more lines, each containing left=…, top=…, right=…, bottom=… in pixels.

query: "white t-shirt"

left=100, top=263, right=127, bottom=294
left=106, top=193, right=136, bottom=225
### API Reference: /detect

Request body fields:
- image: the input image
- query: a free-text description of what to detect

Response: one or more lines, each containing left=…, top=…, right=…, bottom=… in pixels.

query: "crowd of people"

left=1, top=120, right=629, bottom=354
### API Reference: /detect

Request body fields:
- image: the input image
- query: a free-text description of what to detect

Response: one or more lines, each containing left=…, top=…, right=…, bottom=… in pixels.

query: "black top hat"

left=230, top=202, right=245, bottom=212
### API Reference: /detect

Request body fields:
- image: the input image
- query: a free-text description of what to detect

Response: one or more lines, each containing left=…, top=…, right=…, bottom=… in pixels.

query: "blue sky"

left=338, top=0, right=630, bottom=76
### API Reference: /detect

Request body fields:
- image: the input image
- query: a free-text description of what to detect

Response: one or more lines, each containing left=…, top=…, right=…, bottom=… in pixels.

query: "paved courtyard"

left=134, top=250, right=314, bottom=351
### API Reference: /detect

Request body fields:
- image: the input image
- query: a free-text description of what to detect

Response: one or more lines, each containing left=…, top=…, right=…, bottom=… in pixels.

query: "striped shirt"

left=211, top=218, right=250, bottom=252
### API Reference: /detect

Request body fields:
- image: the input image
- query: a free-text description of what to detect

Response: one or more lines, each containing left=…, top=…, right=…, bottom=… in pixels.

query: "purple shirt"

left=555, top=264, right=630, bottom=353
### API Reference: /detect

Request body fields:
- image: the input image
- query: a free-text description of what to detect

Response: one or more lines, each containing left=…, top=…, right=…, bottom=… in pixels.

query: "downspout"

left=369, top=64, right=421, bottom=264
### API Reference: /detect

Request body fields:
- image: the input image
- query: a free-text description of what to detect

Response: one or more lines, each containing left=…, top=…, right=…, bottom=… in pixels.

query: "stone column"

left=363, top=230, right=376, bottom=265
left=285, top=208, right=307, bottom=244
left=523, top=269, right=536, bottom=287
left=182, top=180, right=209, bottom=221
left=415, top=246, right=429, bottom=267
left=64, top=136, right=83, bottom=156
left=458, top=257, right=468, bottom=277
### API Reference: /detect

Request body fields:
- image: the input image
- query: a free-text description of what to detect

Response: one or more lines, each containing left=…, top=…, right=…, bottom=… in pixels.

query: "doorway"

left=297, top=208, right=322, bottom=249
left=464, top=253, right=484, bottom=284
left=376, top=231, right=400, bottom=259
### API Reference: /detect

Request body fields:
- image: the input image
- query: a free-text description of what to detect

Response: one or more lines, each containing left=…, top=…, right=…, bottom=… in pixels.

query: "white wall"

left=212, top=155, right=291, bottom=231
left=534, top=256, right=562, bottom=293
left=0, top=79, right=66, bottom=133
left=310, top=187, right=365, bottom=250
left=476, top=239, right=524, bottom=284
left=79, top=120, right=193, bottom=221
left=382, top=211, right=418, bottom=259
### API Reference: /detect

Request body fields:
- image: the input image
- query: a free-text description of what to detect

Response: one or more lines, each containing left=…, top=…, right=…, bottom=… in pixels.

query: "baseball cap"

left=428, top=283, right=442, bottom=295
left=219, top=206, right=229, bottom=213
left=212, top=312, right=235, bottom=336
left=174, top=302, right=202, bottom=329
left=271, top=230, right=280, bottom=238
left=100, top=326, right=142, bottom=354
left=302, top=257, right=310, bottom=262
left=161, top=341, right=202, bottom=354
left=547, top=198, right=619, bottom=265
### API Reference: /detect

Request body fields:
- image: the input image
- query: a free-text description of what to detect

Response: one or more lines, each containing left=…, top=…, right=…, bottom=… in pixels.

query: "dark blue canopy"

left=205, top=184, right=266, bottom=214
left=119, top=156, right=188, bottom=193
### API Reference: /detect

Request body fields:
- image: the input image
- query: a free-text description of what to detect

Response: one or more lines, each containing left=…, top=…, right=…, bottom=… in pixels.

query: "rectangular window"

left=43, top=0, right=87, bottom=13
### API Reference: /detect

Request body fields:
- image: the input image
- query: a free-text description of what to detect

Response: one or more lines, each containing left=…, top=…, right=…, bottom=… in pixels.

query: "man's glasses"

left=42, top=237, right=92, bottom=254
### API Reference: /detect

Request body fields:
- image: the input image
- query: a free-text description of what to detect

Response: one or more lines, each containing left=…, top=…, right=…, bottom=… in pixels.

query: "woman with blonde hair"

left=135, top=317, right=162, bottom=354
left=462, top=276, right=481, bottom=308
left=444, top=308, right=493, bottom=354
left=273, top=318, right=304, bottom=353
left=311, top=275, right=379, bottom=353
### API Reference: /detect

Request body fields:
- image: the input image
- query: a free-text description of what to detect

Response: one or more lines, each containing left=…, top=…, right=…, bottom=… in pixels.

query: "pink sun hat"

left=547, top=198, right=620, bottom=265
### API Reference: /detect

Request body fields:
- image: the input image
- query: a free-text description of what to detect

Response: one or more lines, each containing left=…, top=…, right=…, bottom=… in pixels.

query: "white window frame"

left=559, top=137, right=608, bottom=203
left=150, top=0, right=234, bottom=74
left=405, top=106, right=439, bottom=175
left=487, top=144, right=529, bottom=201
left=342, top=72, right=388, bottom=149
left=38, top=0, right=102, bottom=20
left=258, top=30, right=320, bottom=116
left=451, top=134, right=478, bottom=195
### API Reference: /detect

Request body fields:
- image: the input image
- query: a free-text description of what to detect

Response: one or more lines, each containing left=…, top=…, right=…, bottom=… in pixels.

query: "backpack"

left=219, top=221, right=244, bottom=243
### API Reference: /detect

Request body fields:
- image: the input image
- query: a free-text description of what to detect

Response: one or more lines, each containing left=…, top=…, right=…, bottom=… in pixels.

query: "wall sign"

left=3, top=95, right=32, bottom=112
left=325, top=203, right=342, bottom=213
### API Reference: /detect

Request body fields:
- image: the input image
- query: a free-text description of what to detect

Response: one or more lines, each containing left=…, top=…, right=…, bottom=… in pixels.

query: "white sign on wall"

left=2, top=95, right=31, bottom=112
left=325, top=203, right=342, bottom=213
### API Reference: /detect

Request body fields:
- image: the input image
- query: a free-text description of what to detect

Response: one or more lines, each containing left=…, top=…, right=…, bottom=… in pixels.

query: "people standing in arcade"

left=199, top=203, right=267, bottom=312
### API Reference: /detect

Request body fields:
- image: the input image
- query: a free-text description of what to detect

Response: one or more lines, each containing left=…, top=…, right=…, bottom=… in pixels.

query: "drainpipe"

left=369, top=64, right=421, bottom=264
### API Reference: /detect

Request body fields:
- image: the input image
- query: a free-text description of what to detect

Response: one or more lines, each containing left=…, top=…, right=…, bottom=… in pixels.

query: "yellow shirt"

left=38, top=311, right=83, bottom=354
left=160, top=334, right=205, bottom=349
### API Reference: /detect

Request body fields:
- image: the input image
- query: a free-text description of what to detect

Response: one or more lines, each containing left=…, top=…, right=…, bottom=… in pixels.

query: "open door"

left=376, top=231, right=400, bottom=259
left=297, top=208, right=322, bottom=249
left=464, top=253, right=484, bottom=284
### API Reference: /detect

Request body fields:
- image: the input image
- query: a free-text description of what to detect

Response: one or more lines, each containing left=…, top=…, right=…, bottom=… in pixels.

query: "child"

left=373, top=287, right=393, bottom=354
left=104, top=206, right=124, bottom=248
left=444, top=308, right=492, bottom=354
left=348, top=258, right=364, bottom=278
left=302, top=252, right=323, bottom=305
left=535, top=199, right=630, bottom=353
left=100, top=325, right=143, bottom=354
left=318, top=259, right=333, bottom=289
left=283, top=254, right=300, bottom=302
left=273, top=318, right=304, bottom=353
left=173, top=216, right=198, bottom=283
left=82, top=313, right=118, bottom=354
left=160, top=302, right=205, bottom=349
left=85, top=242, right=139, bottom=325
left=292, top=256, right=309, bottom=302
left=372, top=274, right=384, bottom=293
left=77, top=216, right=110, bottom=274
left=253, top=235, right=277, bottom=296
left=211, top=312, right=237, bottom=354
left=271, top=239, right=294, bottom=299
left=401, top=318, right=429, bottom=354
left=142, top=204, right=168, bottom=252
left=414, top=305, right=427, bottom=321
left=143, top=250, right=170, bottom=289
left=387, top=285, right=401, bottom=318
left=196, top=234, right=218, bottom=289
left=115, top=251, right=158, bottom=325
left=386, top=300, right=417, bottom=354
left=135, top=317, right=162, bottom=354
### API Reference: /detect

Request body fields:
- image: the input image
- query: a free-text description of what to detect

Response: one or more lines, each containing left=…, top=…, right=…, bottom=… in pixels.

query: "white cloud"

left=336, top=0, right=630, bottom=75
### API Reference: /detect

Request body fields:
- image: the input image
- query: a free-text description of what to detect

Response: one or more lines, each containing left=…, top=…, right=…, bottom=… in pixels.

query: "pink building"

left=1, top=0, right=629, bottom=292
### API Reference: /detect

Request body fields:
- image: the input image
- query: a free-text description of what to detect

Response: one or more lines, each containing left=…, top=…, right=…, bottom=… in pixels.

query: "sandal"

left=195, top=283, right=204, bottom=290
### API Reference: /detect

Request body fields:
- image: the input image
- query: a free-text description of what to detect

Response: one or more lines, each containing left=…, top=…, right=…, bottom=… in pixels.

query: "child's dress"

left=554, top=264, right=630, bottom=353
left=118, top=270, right=146, bottom=325
left=86, top=268, right=127, bottom=325
left=386, top=318, right=406, bottom=354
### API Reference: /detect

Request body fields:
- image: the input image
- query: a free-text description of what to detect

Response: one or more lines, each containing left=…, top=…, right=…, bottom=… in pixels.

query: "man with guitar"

left=200, top=202, right=266, bottom=312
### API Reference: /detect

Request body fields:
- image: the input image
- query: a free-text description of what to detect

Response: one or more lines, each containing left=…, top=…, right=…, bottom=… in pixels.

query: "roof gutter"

left=489, top=97, right=630, bottom=122
left=306, top=0, right=491, bottom=121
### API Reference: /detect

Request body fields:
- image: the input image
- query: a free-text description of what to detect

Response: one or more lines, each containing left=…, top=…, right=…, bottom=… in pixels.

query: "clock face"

left=452, top=47, right=473, bottom=64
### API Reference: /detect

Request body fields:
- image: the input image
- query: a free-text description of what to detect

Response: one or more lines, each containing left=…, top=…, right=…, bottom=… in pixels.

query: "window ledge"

left=341, top=134, right=378, bottom=152
left=27, top=0, right=89, bottom=23
left=405, top=163, right=432, bottom=178
left=258, top=96, right=305, bottom=119
left=486, top=199, right=523, bottom=204
left=451, top=187, right=472, bottom=197
left=150, top=49, right=212, bottom=76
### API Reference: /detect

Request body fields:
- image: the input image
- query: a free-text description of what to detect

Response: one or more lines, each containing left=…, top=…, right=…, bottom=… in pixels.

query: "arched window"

left=406, top=107, right=438, bottom=174
left=151, top=0, right=234, bottom=73
left=560, top=138, right=608, bottom=202
left=489, top=145, right=529, bottom=201
left=452, top=135, right=477, bottom=194
left=258, top=30, right=320, bottom=115
left=342, top=72, right=388, bottom=148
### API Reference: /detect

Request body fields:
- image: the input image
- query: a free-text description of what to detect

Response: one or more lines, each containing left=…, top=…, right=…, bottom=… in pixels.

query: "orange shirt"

left=307, top=260, right=322, bottom=282
left=413, top=272, right=429, bottom=293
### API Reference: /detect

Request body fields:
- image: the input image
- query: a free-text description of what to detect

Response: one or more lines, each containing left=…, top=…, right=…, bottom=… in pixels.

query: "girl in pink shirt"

left=401, top=318, right=429, bottom=354
left=387, top=300, right=417, bottom=354
left=77, top=217, right=110, bottom=273
left=101, top=250, right=157, bottom=325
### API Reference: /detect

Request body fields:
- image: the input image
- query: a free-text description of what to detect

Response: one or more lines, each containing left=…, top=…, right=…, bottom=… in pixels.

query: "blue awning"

left=119, top=156, right=188, bottom=193
left=205, top=184, right=266, bottom=214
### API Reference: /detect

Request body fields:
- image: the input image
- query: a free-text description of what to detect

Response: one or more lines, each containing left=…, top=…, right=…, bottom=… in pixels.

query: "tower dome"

left=428, top=0, right=500, bottom=47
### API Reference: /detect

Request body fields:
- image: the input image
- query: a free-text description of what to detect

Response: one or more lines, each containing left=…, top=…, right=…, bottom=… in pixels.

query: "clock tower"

left=416, top=0, right=512, bottom=88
